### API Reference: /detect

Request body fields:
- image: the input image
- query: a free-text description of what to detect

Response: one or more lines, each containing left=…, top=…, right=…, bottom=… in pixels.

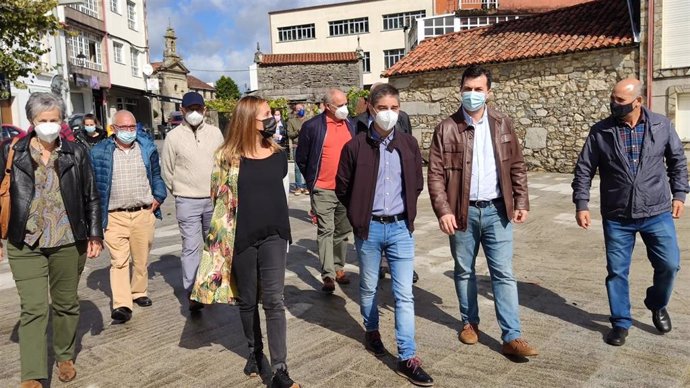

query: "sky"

left=147, top=0, right=343, bottom=92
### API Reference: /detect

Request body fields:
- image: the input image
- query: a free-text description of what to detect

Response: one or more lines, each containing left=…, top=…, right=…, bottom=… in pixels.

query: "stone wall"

left=389, top=47, right=639, bottom=173
left=257, top=62, right=362, bottom=102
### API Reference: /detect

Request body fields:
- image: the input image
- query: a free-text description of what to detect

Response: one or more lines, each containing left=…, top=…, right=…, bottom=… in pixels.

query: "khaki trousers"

left=104, top=210, right=155, bottom=309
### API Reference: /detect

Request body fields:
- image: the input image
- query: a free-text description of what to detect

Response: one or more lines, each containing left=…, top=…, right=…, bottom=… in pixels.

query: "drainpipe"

left=646, top=0, right=654, bottom=110
left=102, top=0, right=112, bottom=123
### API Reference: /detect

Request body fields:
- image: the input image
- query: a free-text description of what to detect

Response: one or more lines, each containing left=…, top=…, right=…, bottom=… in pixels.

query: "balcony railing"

left=69, top=57, right=103, bottom=72
left=459, top=0, right=499, bottom=9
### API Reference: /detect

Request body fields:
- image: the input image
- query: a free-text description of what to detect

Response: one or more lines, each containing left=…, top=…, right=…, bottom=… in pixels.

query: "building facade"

left=269, top=0, right=434, bottom=87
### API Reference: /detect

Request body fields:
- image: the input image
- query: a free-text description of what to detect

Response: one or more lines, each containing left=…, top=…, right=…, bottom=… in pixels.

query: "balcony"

left=406, top=11, right=523, bottom=48
left=459, top=0, right=499, bottom=9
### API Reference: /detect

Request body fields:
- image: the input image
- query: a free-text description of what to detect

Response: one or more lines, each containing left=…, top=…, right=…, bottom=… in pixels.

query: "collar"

left=326, top=115, right=345, bottom=125
left=462, top=106, right=488, bottom=126
left=183, top=121, right=206, bottom=131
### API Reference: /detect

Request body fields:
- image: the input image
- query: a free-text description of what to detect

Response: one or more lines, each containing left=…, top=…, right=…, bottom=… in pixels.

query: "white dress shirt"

left=464, top=107, right=501, bottom=201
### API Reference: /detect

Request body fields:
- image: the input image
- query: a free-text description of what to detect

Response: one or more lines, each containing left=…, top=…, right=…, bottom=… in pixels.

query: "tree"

left=0, top=0, right=62, bottom=90
left=215, top=75, right=241, bottom=100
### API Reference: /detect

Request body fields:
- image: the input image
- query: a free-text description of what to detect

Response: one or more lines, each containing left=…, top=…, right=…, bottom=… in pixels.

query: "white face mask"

left=185, top=110, right=204, bottom=126
left=34, top=122, right=61, bottom=143
left=334, top=104, right=349, bottom=121
left=374, top=109, right=398, bottom=131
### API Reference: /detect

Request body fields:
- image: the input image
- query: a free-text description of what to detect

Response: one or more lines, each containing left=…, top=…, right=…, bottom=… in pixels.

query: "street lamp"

left=76, top=52, right=86, bottom=67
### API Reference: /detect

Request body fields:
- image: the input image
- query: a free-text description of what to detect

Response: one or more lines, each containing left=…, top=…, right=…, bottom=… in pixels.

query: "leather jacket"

left=0, top=134, right=102, bottom=246
left=427, top=106, right=529, bottom=231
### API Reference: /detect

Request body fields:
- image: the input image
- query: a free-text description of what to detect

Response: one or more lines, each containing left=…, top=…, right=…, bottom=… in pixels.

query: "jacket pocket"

left=442, top=143, right=464, bottom=170
left=500, top=134, right=512, bottom=161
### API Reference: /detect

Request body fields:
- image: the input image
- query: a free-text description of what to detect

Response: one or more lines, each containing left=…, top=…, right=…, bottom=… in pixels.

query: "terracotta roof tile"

left=186, top=75, right=215, bottom=91
left=260, top=52, right=359, bottom=66
left=151, top=61, right=162, bottom=71
left=385, top=0, right=634, bottom=77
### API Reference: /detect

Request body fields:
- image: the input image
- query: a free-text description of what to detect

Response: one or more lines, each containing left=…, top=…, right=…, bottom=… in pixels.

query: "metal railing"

left=459, top=0, right=499, bottom=9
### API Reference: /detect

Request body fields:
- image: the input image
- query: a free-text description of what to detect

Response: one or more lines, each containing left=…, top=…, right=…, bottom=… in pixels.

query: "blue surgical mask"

left=461, top=91, right=486, bottom=112
left=84, top=125, right=97, bottom=133
left=116, top=130, right=137, bottom=144
left=297, top=108, right=305, bottom=118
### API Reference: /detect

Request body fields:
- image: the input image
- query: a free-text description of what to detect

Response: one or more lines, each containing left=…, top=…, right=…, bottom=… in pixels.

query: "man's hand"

left=513, top=209, right=529, bottom=223
left=672, top=199, right=684, bottom=219
left=576, top=210, right=591, bottom=229
left=87, top=237, right=103, bottom=259
left=439, top=214, right=457, bottom=236
left=151, top=199, right=160, bottom=213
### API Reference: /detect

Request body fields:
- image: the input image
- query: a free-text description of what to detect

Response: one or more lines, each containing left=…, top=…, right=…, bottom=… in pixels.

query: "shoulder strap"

left=4, top=137, right=20, bottom=173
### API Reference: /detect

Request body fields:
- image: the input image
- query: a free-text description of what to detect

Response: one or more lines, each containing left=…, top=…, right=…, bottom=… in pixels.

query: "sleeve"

left=149, top=145, right=168, bottom=203
left=413, top=137, right=424, bottom=198
left=507, top=118, right=529, bottom=211
left=572, top=127, right=601, bottom=211
left=81, top=147, right=103, bottom=238
left=335, top=140, right=355, bottom=208
left=160, top=135, right=175, bottom=193
left=295, top=122, right=310, bottom=176
left=427, top=124, right=452, bottom=219
left=665, top=121, right=689, bottom=202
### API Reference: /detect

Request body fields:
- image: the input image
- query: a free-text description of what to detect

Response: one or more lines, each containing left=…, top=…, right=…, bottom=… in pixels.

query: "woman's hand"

left=87, top=237, right=103, bottom=259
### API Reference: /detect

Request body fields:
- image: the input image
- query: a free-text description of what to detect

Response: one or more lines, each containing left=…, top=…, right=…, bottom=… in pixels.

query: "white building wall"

left=269, top=0, right=433, bottom=86
left=105, top=0, right=147, bottom=91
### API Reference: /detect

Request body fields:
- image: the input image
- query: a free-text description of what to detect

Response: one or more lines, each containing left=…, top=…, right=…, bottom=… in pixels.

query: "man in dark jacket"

left=296, top=88, right=355, bottom=292
left=336, top=84, right=432, bottom=387
left=91, top=110, right=167, bottom=323
left=572, top=78, right=688, bottom=346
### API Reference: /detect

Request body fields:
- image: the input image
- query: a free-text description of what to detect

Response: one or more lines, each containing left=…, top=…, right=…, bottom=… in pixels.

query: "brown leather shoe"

left=335, top=270, right=350, bottom=285
left=459, top=323, right=479, bottom=345
left=501, top=338, right=538, bottom=357
left=19, top=380, right=41, bottom=388
left=322, top=277, right=335, bottom=292
left=56, top=360, right=76, bottom=382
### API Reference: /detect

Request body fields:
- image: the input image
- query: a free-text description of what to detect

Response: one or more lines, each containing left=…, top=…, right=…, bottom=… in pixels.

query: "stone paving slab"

left=1, top=171, right=689, bottom=387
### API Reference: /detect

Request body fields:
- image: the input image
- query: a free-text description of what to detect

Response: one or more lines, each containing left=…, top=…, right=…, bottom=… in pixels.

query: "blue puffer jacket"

left=90, top=131, right=167, bottom=229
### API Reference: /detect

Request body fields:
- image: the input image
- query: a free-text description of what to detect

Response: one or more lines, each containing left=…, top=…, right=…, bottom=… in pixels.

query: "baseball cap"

left=182, top=92, right=205, bottom=107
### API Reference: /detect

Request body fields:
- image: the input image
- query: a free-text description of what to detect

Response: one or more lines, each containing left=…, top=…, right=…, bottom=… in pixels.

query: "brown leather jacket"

left=427, top=107, right=529, bottom=231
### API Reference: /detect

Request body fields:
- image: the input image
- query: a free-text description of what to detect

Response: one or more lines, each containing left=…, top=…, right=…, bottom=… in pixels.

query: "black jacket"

left=0, top=134, right=102, bottom=246
left=336, top=128, right=423, bottom=240
left=352, top=110, right=412, bottom=135
left=572, top=107, right=689, bottom=219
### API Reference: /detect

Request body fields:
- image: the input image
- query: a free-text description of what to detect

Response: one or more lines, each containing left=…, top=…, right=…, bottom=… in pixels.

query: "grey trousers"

left=310, top=188, right=352, bottom=279
left=175, top=196, right=214, bottom=291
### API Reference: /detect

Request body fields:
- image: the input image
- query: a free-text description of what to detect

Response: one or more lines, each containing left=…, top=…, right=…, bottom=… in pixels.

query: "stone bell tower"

left=163, top=26, right=180, bottom=66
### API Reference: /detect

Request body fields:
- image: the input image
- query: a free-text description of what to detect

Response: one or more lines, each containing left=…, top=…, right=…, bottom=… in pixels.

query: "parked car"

left=1, top=124, right=26, bottom=142
left=168, top=111, right=184, bottom=127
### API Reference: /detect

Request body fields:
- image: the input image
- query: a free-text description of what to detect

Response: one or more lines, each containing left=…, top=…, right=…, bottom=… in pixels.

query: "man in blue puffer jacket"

left=91, top=110, right=167, bottom=324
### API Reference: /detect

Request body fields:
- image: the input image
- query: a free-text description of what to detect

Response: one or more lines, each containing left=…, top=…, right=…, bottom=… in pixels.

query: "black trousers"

left=232, top=234, right=288, bottom=372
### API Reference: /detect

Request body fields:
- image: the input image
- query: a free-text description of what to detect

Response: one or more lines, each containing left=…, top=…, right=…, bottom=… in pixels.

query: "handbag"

left=0, top=137, right=20, bottom=239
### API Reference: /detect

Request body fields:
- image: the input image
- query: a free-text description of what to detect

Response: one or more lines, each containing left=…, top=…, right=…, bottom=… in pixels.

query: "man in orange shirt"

left=296, top=89, right=355, bottom=292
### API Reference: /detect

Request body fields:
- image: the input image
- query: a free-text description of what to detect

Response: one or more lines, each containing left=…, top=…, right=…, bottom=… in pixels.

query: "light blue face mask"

left=84, top=125, right=97, bottom=133
left=116, top=130, right=137, bottom=144
left=461, top=91, right=486, bottom=112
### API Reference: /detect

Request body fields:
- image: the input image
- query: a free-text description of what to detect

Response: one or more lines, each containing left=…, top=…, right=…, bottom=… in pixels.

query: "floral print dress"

left=190, top=152, right=240, bottom=304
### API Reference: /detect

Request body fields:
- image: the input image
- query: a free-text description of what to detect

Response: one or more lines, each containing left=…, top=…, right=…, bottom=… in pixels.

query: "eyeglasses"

left=113, top=125, right=137, bottom=132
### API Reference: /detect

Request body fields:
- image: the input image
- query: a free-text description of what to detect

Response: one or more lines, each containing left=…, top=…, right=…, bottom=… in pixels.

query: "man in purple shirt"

left=336, top=84, right=432, bottom=387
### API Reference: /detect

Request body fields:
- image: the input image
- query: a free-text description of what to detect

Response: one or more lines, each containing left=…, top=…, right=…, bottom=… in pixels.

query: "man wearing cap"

left=161, top=91, right=225, bottom=312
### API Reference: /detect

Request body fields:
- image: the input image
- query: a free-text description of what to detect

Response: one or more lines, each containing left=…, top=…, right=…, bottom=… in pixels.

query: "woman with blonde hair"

left=191, top=96, right=299, bottom=388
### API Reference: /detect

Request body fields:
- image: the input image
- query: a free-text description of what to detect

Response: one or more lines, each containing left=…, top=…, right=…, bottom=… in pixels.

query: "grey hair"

left=25, top=92, right=66, bottom=122
left=324, top=88, right=345, bottom=105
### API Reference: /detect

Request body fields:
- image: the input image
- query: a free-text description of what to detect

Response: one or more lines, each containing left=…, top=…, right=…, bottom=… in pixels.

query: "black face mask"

left=610, top=101, right=635, bottom=120
left=260, top=117, right=277, bottom=139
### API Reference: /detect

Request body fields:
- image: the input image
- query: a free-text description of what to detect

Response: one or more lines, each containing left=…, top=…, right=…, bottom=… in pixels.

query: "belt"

left=469, top=198, right=502, bottom=208
left=371, top=213, right=407, bottom=223
left=109, top=204, right=152, bottom=213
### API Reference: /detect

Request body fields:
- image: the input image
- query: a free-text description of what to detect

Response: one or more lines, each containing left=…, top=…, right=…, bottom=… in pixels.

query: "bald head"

left=325, top=88, right=346, bottom=105
left=112, top=110, right=136, bottom=126
left=613, top=78, right=643, bottom=101
left=610, top=78, right=643, bottom=123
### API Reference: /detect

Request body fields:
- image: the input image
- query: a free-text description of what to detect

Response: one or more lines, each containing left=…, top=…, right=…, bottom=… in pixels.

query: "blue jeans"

left=449, top=201, right=522, bottom=343
left=291, top=147, right=306, bottom=189
left=355, top=220, right=416, bottom=361
left=602, top=212, right=680, bottom=329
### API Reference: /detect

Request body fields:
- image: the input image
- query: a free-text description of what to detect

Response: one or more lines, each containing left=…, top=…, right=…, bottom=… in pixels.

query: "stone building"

left=254, top=52, right=362, bottom=103
left=385, top=0, right=637, bottom=172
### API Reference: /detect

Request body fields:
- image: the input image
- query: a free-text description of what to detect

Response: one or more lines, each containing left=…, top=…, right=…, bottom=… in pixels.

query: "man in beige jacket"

left=161, top=92, right=224, bottom=311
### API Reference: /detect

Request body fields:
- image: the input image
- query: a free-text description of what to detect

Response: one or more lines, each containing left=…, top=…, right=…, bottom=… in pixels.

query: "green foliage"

left=268, top=97, right=289, bottom=120
left=0, top=0, right=62, bottom=88
left=347, top=87, right=369, bottom=117
left=214, top=75, right=241, bottom=100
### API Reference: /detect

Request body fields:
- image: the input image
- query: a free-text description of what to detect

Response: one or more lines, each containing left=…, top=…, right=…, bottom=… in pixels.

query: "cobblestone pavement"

left=1, top=169, right=689, bottom=387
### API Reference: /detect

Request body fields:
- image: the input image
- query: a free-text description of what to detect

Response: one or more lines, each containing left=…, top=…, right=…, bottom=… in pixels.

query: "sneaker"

left=56, top=359, right=76, bottom=382
left=413, top=270, right=419, bottom=283
left=301, top=188, right=310, bottom=195
left=396, top=356, right=434, bottom=387
left=459, top=323, right=479, bottom=345
left=364, top=330, right=386, bottom=357
left=335, top=270, right=350, bottom=285
left=501, top=338, right=538, bottom=357
left=292, top=190, right=302, bottom=196
left=322, top=277, right=335, bottom=293
left=243, top=351, right=263, bottom=377
left=271, top=368, right=301, bottom=388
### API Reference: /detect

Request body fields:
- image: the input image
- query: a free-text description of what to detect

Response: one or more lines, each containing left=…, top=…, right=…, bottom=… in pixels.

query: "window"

left=677, top=94, right=690, bottom=141
left=69, top=0, right=99, bottom=18
left=277, top=24, right=315, bottom=42
left=361, top=51, right=370, bottom=73
left=457, top=15, right=520, bottom=31
left=67, top=32, right=102, bottom=71
left=116, top=97, right=137, bottom=112
left=482, top=0, right=499, bottom=9
left=383, top=49, right=404, bottom=69
left=424, top=15, right=455, bottom=37
left=662, top=0, right=690, bottom=68
left=113, top=42, right=124, bottom=64
left=382, top=10, right=426, bottom=31
left=127, top=1, right=137, bottom=30
left=130, top=48, right=140, bottom=77
left=329, top=17, right=369, bottom=37
left=110, top=0, right=120, bottom=14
